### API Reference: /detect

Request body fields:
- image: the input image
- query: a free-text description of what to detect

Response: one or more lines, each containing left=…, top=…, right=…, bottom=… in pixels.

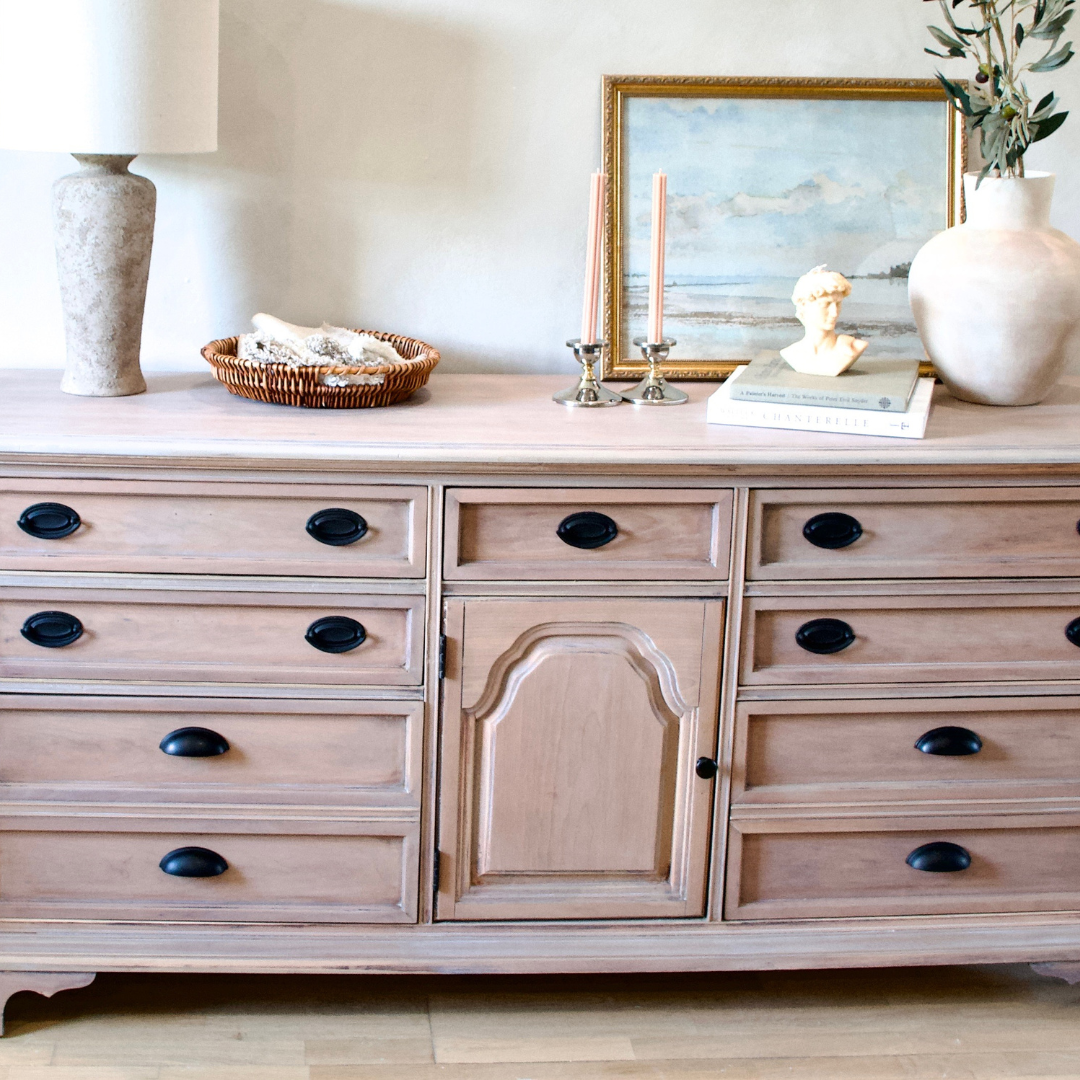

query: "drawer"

left=0, top=822, right=418, bottom=922
left=444, top=488, right=732, bottom=580
left=0, top=697, right=422, bottom=807
left=749, top=487, right=1080, bottom=580
left=732, top=696, right=1080, bottom=806
left=0, top=480, right=427, bottom=577
left=726, top=815, right=1080, bottom=920
left=0, top=585, right=424, bottom=686
left=742, top=592, right=1080, bottom=685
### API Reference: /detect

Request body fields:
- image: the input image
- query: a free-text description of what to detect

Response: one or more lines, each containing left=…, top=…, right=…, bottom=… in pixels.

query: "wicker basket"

left=201, top=329, right=440, bottom=408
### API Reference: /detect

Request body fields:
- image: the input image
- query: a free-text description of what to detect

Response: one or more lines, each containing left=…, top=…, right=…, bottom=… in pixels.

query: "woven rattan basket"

left=201, top=329, right=440, bottom=408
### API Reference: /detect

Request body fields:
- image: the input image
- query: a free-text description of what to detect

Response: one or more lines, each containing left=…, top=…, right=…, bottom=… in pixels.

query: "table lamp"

left=0, top=0, right=219, bottom=397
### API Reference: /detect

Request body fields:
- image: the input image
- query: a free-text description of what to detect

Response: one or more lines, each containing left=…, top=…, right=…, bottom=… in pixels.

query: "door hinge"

left=438, top=634, right=447, bottom=680
left=432, top=850, right=441, bottom=895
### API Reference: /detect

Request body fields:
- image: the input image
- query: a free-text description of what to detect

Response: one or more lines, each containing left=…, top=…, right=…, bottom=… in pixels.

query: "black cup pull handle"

left=915, top=726, right=983, bottom=757
left=905, top=841, right=971, bottom=873
left=795, top=617, right=855, bottom=655
left=306, top=508, right=368, bottom=547
left=159, top=727, right=230, bottom=758
left=17, top=502, right=81, bottom=540
left=695, top=757, right=719, bottom=780
left=305, top=615, right=367, bottom=654
left=1067, top=617, right=1080, bottom=648
left=556, top=511, right=618, bottom=550
left=20, top=610, right=83, bottom=648
left=802, top=512, right=863, bottom=550
left=159, top=846, right=228, bottom=878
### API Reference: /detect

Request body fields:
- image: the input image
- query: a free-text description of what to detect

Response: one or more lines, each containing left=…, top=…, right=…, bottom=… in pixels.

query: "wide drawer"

left=732, top=696, right=1080, bottom=806
left=726, top=815, right=1080, bottom=920
left=742, top=592, right=1080, bottom=685
left=0, top=822, right=418, bottom=922
left=0, top=697, right=422, bottom=807
left=444, top=488, right=732, bottom=580
left=0, top=480, right=427, bottom=577
left=0, top=585, right=424, bottom=686
left=749, top=487, right=1080, bottom=580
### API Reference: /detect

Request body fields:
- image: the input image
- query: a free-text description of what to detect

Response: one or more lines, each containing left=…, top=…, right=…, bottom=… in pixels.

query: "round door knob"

left=905, top=841, right=971, bottom=873
left=802, top=512, right=863, bottom=550
left=159, top=727, right=230, bottom=758
left=17, top=501, right=82, bottom=540
left=305, top=615, right=367, bottom=654
left=20, top=610, right=83, bottom=648
left=1067, top=617, right=1080, bottom=648
left=159, top=847, right=228, bottom=878
left=915, top=726, right=983, bottom=757
left=556, top=511, right=618, bottom=550
left=306, top=508, right=368, bottom=547
left=695, top=757, right=719, bottom=780
left=795, top=617, right=855, bottom=655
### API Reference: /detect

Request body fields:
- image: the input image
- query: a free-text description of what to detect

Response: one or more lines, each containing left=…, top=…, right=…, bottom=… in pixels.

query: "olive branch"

left=924, top=0, right=1074, bottom=180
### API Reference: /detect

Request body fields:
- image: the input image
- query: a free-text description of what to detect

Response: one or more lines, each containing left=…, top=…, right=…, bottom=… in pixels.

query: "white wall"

left=2, top=0, right=1079, bottom=374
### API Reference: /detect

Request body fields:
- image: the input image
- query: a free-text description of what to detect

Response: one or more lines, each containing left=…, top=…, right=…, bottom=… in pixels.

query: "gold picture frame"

left=601, top=76, right=966, bottom=381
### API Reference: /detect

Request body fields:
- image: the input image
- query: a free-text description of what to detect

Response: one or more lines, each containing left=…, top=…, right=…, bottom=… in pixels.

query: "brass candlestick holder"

left=623, top=338, right=688, bottom=405
left=553, top=339, right=622, bottom=407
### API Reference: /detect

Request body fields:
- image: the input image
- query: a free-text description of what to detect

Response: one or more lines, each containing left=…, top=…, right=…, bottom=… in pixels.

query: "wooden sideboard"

left=2, top=368, right=1080, bottom=1022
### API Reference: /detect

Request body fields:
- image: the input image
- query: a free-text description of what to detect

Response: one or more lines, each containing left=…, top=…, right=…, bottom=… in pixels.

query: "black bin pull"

left=20, top=610, right=83, bottom=649
left=915, top=726, right=983, bottom=757
left=305, top=615, right=367, bottom=654
left=556, top=511, right=618, bottom=550
left=1067, top=616, right=1080, bottom=648
left=159, top=727, right=230, bottom=758
left=306, top=508, right=368, bottom=547
left=17, top=502, right=81, bottom=540
left=795, top=617, right=855, bottom=655
left=802, top=511, right=863, bottom=550
left=905, top=841, right=971, bottom=873
left=159, top=846, right=228, bottom=878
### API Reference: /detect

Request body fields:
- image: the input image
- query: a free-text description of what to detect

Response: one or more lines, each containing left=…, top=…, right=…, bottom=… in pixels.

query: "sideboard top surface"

left=2, top=369, right=1080, bottom=469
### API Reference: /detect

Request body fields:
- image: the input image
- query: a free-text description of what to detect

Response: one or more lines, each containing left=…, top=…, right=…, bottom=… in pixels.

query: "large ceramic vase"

left=908, top=171, right=1080, bottom=406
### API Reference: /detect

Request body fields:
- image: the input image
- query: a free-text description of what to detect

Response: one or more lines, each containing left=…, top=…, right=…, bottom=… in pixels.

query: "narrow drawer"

left=732, top=696, right=1080, bottom=806
left=0, top=824, right=418, bottom=922
left=0, top=480, right=427, bottom=577
left=0, top=585, right=424, bottom=686
left=0, top=697, right=422, bottom=807
left=444, top=488, right=732, bottom=580
left=749, top=487, right=1080, bottom=580
left=742, top=593, right=1080, bottom=685
left=727, top=815, right=1080, bottom=920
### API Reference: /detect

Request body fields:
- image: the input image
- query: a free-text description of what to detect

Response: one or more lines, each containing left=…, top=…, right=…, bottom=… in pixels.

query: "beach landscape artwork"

left=607, top=81, right=960, bottom=376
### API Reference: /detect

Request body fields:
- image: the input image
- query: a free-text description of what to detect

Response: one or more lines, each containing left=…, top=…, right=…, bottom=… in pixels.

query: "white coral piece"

left=241, top=313, right=405, bottom=369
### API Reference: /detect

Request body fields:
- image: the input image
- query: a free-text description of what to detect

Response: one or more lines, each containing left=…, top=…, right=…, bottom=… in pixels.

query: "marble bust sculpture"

left=780, top=266, right=868, bottom=377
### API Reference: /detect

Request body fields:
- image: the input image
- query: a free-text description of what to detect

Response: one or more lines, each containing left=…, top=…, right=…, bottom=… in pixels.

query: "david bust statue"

left=780, top=266, right=869, bottom=377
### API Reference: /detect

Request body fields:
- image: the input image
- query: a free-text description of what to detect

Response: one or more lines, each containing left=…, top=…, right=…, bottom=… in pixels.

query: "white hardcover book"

left=707, top=366, right=935, bottom=440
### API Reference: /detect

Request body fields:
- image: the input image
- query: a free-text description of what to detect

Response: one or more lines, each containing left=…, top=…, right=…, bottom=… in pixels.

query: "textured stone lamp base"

left=53, top=155, right=155, bottom=397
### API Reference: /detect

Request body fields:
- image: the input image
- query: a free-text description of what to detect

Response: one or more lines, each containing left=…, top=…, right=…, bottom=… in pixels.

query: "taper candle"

left=580, top=170, right=606, bottom=345
left=647, top=171, right=667, bottom=344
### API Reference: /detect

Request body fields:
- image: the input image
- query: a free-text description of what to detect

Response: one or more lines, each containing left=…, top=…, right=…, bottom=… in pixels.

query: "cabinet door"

left=437, top=598, right=723, bottom=920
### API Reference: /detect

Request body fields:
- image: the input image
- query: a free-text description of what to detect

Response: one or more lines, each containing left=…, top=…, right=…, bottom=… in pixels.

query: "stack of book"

left=706, top=352, right=935, bottom=439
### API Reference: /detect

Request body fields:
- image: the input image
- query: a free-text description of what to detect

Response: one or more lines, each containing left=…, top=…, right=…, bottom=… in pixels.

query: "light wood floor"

left=0, top=964, right=1076, bottom=1078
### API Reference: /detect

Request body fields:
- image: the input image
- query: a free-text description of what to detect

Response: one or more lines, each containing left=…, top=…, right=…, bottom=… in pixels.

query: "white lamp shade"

left=0, top=0, right=218, bottom=154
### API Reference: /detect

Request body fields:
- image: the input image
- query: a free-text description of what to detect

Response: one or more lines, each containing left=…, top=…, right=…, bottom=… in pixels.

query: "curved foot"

left=0, top=971, right=96, bottom=1035
left=1031, top=962, right=1080, bottom=985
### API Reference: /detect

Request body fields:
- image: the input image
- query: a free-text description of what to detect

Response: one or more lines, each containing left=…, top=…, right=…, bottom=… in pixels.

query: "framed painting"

left=602, top=76, right=965, bottom=380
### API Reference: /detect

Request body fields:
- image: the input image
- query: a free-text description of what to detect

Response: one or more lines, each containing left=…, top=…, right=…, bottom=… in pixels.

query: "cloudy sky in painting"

left=623, top=95, right=949, bottom=281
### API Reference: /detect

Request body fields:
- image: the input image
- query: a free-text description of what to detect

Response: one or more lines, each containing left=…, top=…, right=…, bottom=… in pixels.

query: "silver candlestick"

left=553, top=339, right=622, bottom=407
left=622, top=338, right=689, bottom=405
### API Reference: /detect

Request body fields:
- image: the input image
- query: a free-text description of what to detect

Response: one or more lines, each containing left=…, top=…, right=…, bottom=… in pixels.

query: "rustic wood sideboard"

left=2, top=368, right=1080, bottom=1022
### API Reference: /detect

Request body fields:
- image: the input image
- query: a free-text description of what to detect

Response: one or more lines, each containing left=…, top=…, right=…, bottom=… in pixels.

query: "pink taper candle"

left=647, top=171, right=667, bottom=344
left=580, top=170, right=606, bottom=345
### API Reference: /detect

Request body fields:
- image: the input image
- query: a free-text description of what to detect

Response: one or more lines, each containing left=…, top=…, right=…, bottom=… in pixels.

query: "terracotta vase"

left=908, top=171, right=1080, bottom=406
